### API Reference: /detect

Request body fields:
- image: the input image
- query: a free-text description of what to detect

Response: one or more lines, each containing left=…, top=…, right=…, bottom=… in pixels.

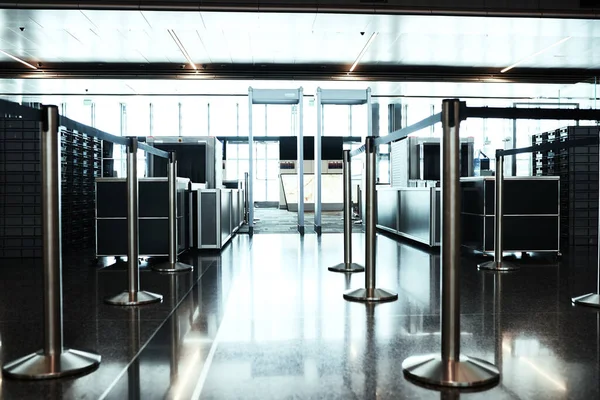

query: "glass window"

left=323, top=105, right=349, bottom=137
left=266, top=104, right=292, bottom=136
left=95, top=101, right=120, bottom=136
left=126, top=101, right=150, bottom=137
left=152, top=100, right=179, bottom=136
left=210, top=97, right=238, bottom=136
left=251, top=104, right=266, bottom=136
left=66, top=101, right=92, bottom=126
left=351, top=103, right=368, bottom=138
left=181, top=99, right=208, bottom=137
left=303, top=97, right=317, bottom=137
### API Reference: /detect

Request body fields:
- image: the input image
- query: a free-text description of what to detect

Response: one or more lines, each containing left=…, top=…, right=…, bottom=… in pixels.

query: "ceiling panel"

left=80, top=10, right=150, bottom=30
left=141, top=10, right=204, bottom=30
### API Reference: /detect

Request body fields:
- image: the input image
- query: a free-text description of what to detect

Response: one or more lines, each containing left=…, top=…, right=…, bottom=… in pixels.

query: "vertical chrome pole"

left=3, top=105, right=100, bottom=380
left=154, top=153, right=193, bottom=273
left=244, top=172, right=249, bottom=223
left=572, top=123, right=600, bottom=306
left=344, top=137, right=396, bottom=302
left=479, top=153, right=518, bottom=271
left=105, top=139, right=162, bottom=306
left=248, top=88, right=254, bottom=235
left=298, top=88, right=305, bottom=235
left=329, top=150, right=364, bottom=273
left=315, top=88, right=322, bottom=235
left=402, top=99, right=500, bottom=388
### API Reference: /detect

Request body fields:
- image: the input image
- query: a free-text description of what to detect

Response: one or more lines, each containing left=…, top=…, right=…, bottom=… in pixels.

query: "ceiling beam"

left=0, top=0, right=599, bottom=19
left=1, top=62, right=596, bottom=85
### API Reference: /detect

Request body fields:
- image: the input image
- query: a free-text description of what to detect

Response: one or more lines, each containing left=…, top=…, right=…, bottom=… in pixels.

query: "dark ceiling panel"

left=0, top=0, right=599, bottom=18
left=0, top=61, right=595, bottom=84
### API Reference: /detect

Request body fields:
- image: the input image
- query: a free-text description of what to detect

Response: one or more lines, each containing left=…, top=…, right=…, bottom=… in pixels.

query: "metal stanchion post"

left=153, top=153, right=193, bottom=273
left=478, top=153, right=518, bottom=271
left=329, top=150, right=364, bottom=273
left=2, top=105, right=101, bottom=380
left=572, top=128, right=600, bottom=307
left=402, top=99, right=500, bottom=388
left=105, top=139, right=162, bottom=306
left=244, top=172, right=249, bottom=224
left=343, top=137, right=397, bottom=302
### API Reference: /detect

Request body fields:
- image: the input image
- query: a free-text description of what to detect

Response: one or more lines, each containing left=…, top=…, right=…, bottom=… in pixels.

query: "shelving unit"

left=532, top=126, right=600, bottom=250
left=0, top=110, right=102, bottom=258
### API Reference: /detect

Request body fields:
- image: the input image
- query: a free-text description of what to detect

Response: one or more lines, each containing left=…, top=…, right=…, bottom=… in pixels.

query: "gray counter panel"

left=398, top=188, right=434, bottom=246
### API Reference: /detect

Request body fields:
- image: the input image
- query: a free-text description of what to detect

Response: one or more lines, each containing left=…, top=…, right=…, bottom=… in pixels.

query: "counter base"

left=2, top=349, right=101, bottom=380
left=343, top=288, right=398, bottom=303
left=572, top=293, right=600, bottom=308
left=477, top=260, right=519, bottom=272
left=104, top=290, right=163, bottom=306
left=152, top=261, right=193, bottom=273
left=328, top=262, right=364, bottom=273
left=402, top=354, right=500, bottom=388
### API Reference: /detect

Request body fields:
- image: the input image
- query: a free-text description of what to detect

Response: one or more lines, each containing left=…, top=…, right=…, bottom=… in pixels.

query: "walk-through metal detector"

left=248, top=88, right=304, bottom=235
left=314, top=88, right=372, bottom=234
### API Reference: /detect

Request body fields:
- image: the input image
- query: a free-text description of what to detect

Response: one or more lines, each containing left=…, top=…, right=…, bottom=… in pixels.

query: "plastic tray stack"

left=0, top=117, right=101, bottom=258
left=532, top=126, right=599, bottom=250
left=61, top=128, right=102, bottom=249
left=0, top=118, right=43, bottom=257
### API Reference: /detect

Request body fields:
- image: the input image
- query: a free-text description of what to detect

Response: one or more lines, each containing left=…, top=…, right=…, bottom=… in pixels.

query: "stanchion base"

left=298, top=225, right=305, bottom=235
left=152, top=261, right=193, bottom=273
left=477, top=260, right=519, bottom=272
left=328, top=262, right=364, bottom=273
left=572, top=293, right=600, bottom=308
left=343, top=288, right=398, bottom=303
left=2, top=349, right=101, bottom=380
left=104, top=290, right=163, bottom=306
left=402, top=354, right=500, bottom=389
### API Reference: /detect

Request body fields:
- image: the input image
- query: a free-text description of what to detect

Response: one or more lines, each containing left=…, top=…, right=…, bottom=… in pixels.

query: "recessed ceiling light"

left=0, top=49, right=37, bottom=69
left=501, top=36, right=571, bottom=73
left=349, top=32, right=378, bottom=73
left=167, top=29, right=197, bottom=70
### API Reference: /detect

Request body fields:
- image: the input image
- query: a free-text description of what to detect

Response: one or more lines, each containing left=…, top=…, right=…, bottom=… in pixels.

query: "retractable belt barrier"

left=1, top=101, right=182, bottom=380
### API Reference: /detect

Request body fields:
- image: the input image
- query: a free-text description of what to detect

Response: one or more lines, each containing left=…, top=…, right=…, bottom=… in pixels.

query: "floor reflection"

left=2, top=233, right=599, bottom=399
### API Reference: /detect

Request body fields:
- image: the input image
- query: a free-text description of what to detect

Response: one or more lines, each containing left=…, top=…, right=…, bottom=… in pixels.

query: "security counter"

left=191, top=187, right=245, bottom=250
left=95, top=177, right=190, bottom=257
left=377, top=176, right=560, bottom=254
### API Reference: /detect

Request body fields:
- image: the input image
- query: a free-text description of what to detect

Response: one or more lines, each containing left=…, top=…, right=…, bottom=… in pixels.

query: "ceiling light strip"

left=0, top=49, right=37, bottom=70
left=349, top=32, right=378, bottom=73
left=168, top=29, right=197, bottom=70
left=501, top=36, right=572, bottom=73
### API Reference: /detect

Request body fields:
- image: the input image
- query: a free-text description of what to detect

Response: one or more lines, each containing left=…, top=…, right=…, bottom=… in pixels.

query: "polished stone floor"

left=0, top=233, right=599, bottom=399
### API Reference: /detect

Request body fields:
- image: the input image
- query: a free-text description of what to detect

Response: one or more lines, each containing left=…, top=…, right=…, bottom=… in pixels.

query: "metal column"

left=298, top=88, right=305, bottom=235
left=315, top=88, right=323, bottom=235
left=343, top=137, right=397, bottom=302
left=2, top=105, right=101, bottom=380
left=248, top=88, right=254, bottom=235
left=402, top=99, right=500, bottom=388
left=329, top=150, right=364, bottom=273
left=153, top=153, right=193, bottom=273
left=478, top=154, right=519, bottom=271
left=105, top=139, right=163, bottom=306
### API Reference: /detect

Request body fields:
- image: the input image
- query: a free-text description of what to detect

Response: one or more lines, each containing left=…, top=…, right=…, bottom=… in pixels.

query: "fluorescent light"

left=168, top=29, right=197, bottom=70
left=0, top=49, right=37, bottom=69
left=501, top=36, right=571, bottom=73
left=349, top=32, right=378, bottom=73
